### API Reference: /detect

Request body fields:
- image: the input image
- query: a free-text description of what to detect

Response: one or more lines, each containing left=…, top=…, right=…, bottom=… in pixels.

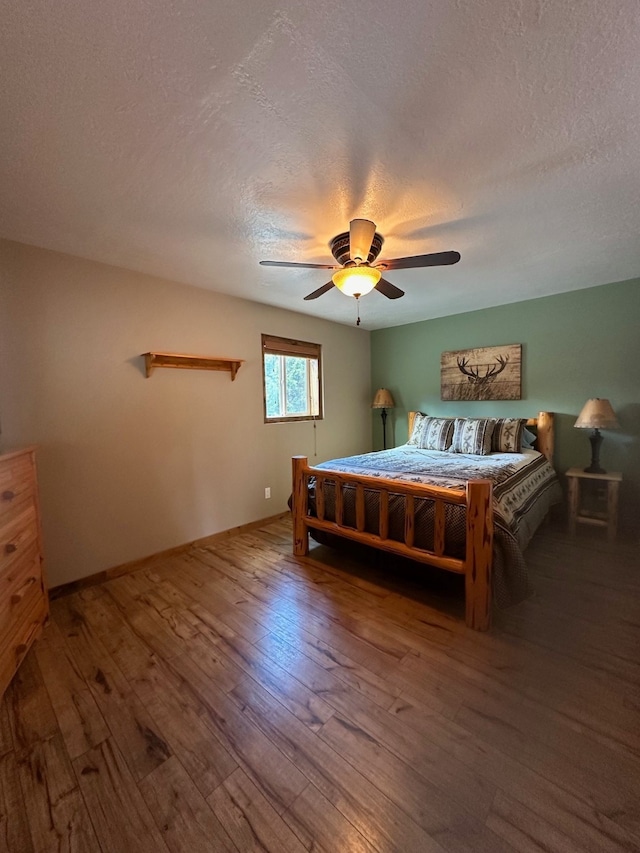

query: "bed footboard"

left=291, top=456, right=494, bottom=631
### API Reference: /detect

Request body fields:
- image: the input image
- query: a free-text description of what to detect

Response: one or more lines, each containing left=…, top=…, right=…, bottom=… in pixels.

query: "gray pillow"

left=409, top=416, right=457, bottom=451
left=407, top=412, right=429, bottom=445
left=491, top=418, right=527, bottom=453
left=451, top=418, right=496, bottom=455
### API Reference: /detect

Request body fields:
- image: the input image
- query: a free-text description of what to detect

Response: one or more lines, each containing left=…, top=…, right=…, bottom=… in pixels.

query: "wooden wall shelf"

left=143, top=352, right=244, bottom=381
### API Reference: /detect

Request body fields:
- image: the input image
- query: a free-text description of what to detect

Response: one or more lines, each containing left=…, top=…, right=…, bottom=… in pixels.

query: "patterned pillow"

left=407, top=412, right=429, bottom=445
left=415, top=417, right=456, bottom=451
left=451, top=418, right=496, bottom=455
left=492, top=418, right=527, bottom=453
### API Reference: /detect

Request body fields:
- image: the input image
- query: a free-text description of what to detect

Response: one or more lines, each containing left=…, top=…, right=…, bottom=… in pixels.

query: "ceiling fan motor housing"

left=330, top=231, right=384, bottom=266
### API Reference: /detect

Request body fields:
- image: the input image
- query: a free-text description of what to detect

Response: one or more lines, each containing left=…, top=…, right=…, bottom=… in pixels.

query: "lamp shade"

left=574, top=398, right=619, bottom=430
left=332, top=265, right=381, bottom=297
left=371, top=388, right=395, bottom=409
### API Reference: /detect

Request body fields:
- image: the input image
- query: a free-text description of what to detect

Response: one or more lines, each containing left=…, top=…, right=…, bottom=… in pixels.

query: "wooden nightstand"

left=566, top=467, right=622, bottom=541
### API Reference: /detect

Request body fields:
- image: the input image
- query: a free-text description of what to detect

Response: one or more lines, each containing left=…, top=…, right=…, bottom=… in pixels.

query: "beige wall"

left=0, top=240, right=371, bottom=587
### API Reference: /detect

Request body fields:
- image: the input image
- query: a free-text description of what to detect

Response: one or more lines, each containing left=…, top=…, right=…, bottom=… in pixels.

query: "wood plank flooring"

left=2, top=517, right=639, bottom=852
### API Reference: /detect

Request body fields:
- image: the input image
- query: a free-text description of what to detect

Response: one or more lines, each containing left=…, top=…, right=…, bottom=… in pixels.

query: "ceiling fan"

left=259, top=219, right=460, bottom=303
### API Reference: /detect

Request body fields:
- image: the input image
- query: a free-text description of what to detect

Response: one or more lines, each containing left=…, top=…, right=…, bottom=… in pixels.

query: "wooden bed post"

left=465, top=479, right=493, bottom=631
left=536, top=411, right=554, bottom=464
left=292, top=456, right=310, bottom=557
left=408, top=411, right=418, bottom=441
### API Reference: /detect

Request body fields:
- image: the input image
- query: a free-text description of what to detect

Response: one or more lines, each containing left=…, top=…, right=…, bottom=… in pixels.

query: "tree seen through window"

left=262, top=335, right=322, bottom=422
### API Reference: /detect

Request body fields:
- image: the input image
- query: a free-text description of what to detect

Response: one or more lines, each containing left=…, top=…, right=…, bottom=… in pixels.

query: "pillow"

left=521, top=427, right=537, bottom=450
left=409, top=416, right=455, bottom=451
left=407, top=412, right=429, bottom=445
left=451, top=418, right=496, bottom=455
left=491, top=418, right=527, bottom=453
left=419, top=417, right=456, bottom=451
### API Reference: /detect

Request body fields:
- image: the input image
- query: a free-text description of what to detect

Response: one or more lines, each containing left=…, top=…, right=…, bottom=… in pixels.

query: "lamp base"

left=381, top=408, right=388, bottom=451
left=584, top=429, right=606, bottom=475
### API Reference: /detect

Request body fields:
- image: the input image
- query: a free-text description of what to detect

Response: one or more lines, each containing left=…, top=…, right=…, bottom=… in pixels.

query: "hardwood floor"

left=1, top=517, right=639, bottom=852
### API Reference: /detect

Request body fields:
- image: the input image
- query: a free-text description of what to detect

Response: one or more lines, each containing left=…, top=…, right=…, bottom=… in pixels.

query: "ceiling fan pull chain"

left=356, top=297, right=361, bottom=326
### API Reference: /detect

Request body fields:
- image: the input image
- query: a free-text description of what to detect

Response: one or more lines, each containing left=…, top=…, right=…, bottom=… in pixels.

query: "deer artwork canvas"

left=441, top=344, right=522, bottom=401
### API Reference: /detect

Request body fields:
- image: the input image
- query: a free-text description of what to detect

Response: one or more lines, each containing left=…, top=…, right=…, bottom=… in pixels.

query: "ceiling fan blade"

left=378, top=250, right=461, bottom=270
left=375, top=278, right=404, bottom=299
left=260, top=260, right=338, bottom=270
left=304, top=281, right=335, bottom=301
left=349, top=219, right=376, bottom=262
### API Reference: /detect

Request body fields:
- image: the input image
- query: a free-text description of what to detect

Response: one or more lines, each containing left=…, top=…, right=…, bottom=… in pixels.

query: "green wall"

left=371, top=277, right=640, bottom=535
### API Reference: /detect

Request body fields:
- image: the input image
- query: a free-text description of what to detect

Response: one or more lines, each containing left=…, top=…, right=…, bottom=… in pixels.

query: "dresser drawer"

left=0, top=547, right=43, bottom=644
left=0, top=454, right=35, bottom=523
left=0, top=591, right=47, bottom=698
left=0, top=502, right=39, bottom=576
left=0, top=448, right=47, bottom=700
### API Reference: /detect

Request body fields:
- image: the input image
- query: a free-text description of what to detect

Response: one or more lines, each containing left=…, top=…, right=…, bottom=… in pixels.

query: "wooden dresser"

left=0, top=447, right=48, bottom=697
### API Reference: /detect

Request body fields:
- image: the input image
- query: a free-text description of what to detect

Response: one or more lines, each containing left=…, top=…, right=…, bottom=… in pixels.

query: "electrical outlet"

left=264, top=487, right=271, bottom=499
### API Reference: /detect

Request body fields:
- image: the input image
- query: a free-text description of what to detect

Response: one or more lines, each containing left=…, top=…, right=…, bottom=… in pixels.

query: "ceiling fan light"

left=332, top=266, right=381, bottom=297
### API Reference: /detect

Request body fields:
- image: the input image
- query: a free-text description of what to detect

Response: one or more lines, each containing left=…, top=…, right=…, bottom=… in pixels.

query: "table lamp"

left=574, top=398, right=619, bottom=474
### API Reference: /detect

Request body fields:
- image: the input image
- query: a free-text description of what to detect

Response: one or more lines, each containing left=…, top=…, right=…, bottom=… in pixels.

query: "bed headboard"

left=407, top=411, right=555, bottom=464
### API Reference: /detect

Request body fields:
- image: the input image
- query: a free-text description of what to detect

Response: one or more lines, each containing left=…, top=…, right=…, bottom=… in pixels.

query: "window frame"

left=261, top=334, right=323, bottom=423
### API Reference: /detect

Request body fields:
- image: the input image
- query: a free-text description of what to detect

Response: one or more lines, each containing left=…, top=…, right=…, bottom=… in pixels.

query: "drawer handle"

left=10, top=577, right=37, bottom=606
left=5, top=543, right=17, bottom=555
left=1, top=490, right=15, bottom=502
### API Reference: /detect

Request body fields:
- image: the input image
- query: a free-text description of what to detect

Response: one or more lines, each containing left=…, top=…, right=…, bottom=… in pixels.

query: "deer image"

left=457, top=354, right=509, bottom=388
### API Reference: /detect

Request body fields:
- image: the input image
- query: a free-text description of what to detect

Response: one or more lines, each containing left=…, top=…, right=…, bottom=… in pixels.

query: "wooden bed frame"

left=292, top=411, right=554, bottom=631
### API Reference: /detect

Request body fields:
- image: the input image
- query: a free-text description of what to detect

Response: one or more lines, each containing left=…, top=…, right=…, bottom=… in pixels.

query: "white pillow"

left=407, top=412, right=429, bottom=445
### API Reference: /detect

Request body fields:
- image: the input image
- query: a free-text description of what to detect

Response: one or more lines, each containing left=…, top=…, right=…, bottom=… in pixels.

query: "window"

left=262, top=334, right=323, bottom=422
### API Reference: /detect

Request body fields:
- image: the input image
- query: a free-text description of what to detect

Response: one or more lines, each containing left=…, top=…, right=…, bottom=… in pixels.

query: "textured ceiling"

left=1, top=0, right=639, bottom=329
